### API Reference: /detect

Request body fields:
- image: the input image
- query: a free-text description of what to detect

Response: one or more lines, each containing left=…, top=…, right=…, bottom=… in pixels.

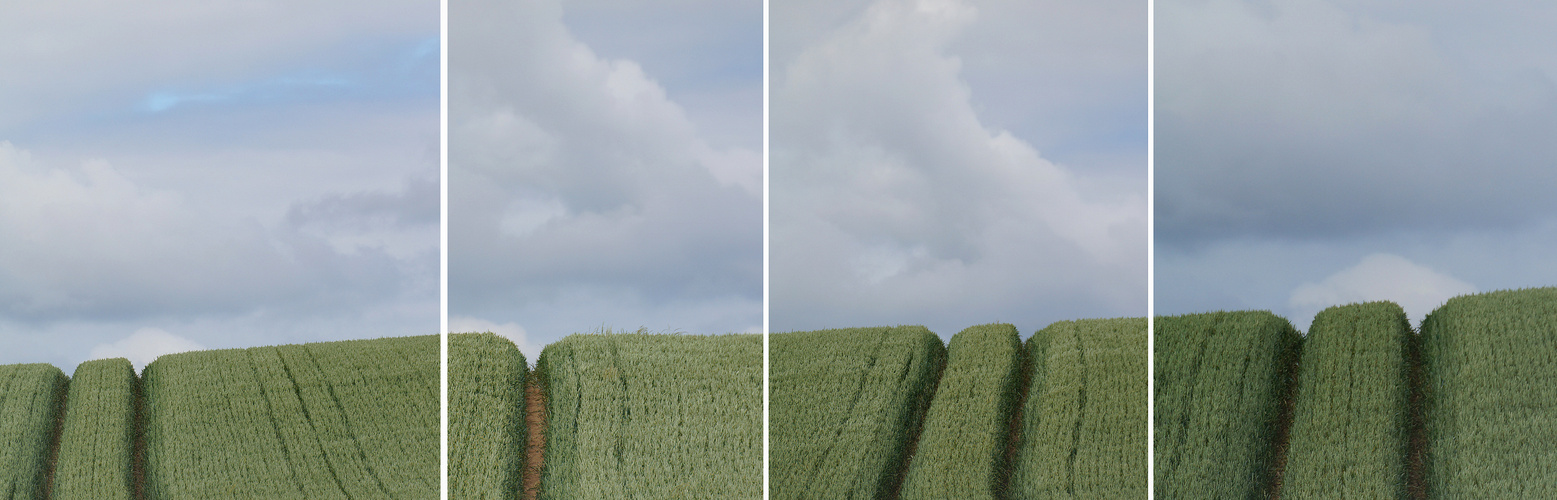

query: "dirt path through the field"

left=1405, top=334, right=1427, bottom=500
left=1265, top=346, right=1302, bottom=500
left=520, top=378, right=546, bottom=500
left=42, top=378, right=69, bottom=500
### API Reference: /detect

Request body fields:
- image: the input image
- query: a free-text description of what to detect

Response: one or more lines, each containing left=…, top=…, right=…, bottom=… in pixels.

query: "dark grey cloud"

left=1156, top=0, right=1557, bottom=246
left=1155, top=0, right=1557, bottom=329
left=287, top=175, right=439, bottom=230
left=449, top=0, right=762, bottom=344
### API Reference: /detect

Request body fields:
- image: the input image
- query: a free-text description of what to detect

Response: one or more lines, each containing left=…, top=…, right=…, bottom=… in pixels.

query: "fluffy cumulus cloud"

left=0, top=141, right=437, bottom=359
left=0, top=2, right=438, bottom=369
left=771, top=0, right=1145, bottom=336
left=88, top=327, right=205, bottom=371
left=448, top=0, right=761, bottom=342
left=449, top=315, right=542, bottom=364
left=0, top=140, right=438, bottom=317
left=1288, top=253, right=1476, bottom=330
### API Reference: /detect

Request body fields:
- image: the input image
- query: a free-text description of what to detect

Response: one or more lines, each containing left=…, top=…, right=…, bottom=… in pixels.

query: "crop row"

left=0, top=335, right=438, bottom=500
left=447, top=331, right=763, bottom=499
left=772, top=319, right=1148, bottom=499
left=536, top=332, right=762, bottom=498
left=772, top=326, right=946, bottom=499
left=1010, top=317, right=1147, bottom=498
left=1156, top=287, right=1557, bottom=499
left=0, top=363, right=67, bottom=500
left=53, top=358, right=138, bottom=499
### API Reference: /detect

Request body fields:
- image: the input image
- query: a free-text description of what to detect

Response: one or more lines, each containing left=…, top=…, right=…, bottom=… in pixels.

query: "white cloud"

left=770, top=0, right=1145, bottom=334
left=0, top=2, right=439, bottom=361
left=449, top=315, right=541, bottom=364
left=448, top=0, right=761, bottom=334
left=1289, top=253, right=1477, bottom=331
left=88, top=327, right=205, bottom=370
left=0, top=141, right=423, bottom=323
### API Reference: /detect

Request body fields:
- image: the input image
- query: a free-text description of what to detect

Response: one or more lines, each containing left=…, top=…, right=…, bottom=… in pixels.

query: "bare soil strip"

left=42, top=378, right=69, bottom=500
left=1405, top=334, right=1426, bottom=500
left=521, top=377, right=546, bottom=500
left=133, top=372, right=146, bottom=500
left=1265, top=347, right=1303, bottom=500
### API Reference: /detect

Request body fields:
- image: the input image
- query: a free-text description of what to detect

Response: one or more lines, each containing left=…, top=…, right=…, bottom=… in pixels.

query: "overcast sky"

left=1156, top=0, right=1557, bottom=330
left=771, top=0, right=1147, bottom=339
left=0, top=1, right=438, bottom=372
left=449, top=0, right=762, bottom=360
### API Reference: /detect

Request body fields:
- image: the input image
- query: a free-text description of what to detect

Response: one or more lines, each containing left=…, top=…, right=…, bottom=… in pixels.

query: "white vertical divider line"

left=1145, top=0, right=1155, bottom=496
left=439, top=0, right=451, bottom=496
left=762, top=0, right=771, bottom=496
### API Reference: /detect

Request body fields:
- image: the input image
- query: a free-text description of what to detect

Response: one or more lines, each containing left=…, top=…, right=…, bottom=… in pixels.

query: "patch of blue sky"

left=137, top=35, right=436, bottom=115
left=395, top=36, right=439, bottom=74
left=138, top=75, right=352, bottom=114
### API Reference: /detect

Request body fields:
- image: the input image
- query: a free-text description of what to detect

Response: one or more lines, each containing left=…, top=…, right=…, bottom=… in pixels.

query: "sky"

left=1156, top=0, right=1557, bottom=331
left=0, top=1, right=439, bottom=372
left=448, top=0, right=763, bottom=360
left=770, top=0, right=1148, bottom=339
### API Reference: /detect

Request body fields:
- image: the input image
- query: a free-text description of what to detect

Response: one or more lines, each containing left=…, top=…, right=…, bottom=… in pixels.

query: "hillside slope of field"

left=449, top=333, right=528, bottom=499
left=1279, top=302, right=1411, bottom=499
left=1, top=335, right=437, bottom=499
left=1012, top=317, right=1147, bottom=498
left=142, top=335, right=438, bottom=499
left=52, top=358, right=138, bottom=499
left=899, top=323, right=1022, bottom=500
left=1154, top=311, right=1300, bottom=499
left=0, top=363, right=67, bottom=500
left=771, top=326, right=945, bottom=500
left=1422, top=287, right=1557, bottom=497
left=536, top=332, right=761, bottom=499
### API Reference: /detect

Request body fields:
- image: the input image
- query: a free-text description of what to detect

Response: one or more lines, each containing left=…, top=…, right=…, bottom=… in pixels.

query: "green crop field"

left=0, top=363, right=67, bottom=500
left=771, top=326, right=945, bottom=500
left=899, top=323, right=1022, bottom=500
left=1154, top=310, right=1300, bottom=499
left=536, top=332, right=761, bottom=499
left=52, top=358, right=138, bottom=499
left=1279, top=302, right=1411, bottom=499
left=142, top=335, right=437, bottom=499
left=1012, top=317, right=1147, bottom=498
left=1421, top=287, right=1557, bottom=497
left=449, top=332, right=528, bottom=499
